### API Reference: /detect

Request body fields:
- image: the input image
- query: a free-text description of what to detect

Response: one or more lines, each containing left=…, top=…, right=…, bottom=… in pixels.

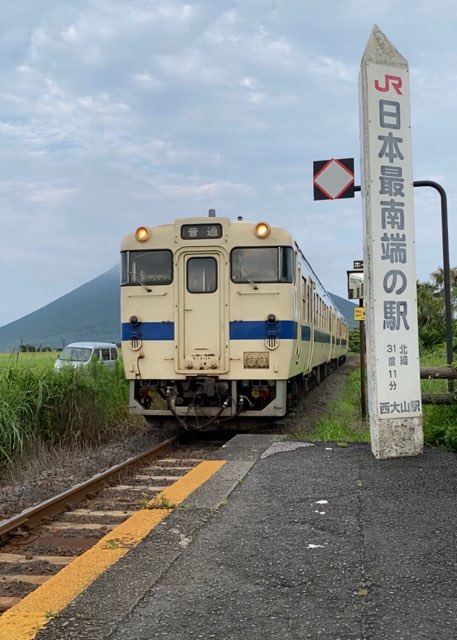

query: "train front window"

left=121, top=250, right=173, bottom=286
left=231, top=247, right=294, bottom=283
left=187, top=257, right=217, bottom=293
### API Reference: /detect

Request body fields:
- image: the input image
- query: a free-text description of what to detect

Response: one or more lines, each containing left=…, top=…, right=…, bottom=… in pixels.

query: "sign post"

left=359, top=26, right=423, bottom=458
left=348, top=261, right=366, bottom=420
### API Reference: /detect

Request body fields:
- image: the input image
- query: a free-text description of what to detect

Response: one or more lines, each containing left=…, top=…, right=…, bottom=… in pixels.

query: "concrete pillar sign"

left=359, top=25, right=423, bottom=459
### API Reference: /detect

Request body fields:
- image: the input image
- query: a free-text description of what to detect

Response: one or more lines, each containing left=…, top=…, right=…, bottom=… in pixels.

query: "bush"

left=349, top=327, right=360, bottom=353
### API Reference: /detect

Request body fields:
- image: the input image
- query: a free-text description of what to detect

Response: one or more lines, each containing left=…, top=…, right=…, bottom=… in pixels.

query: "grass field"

left=0, top=351, right=59, bottom=369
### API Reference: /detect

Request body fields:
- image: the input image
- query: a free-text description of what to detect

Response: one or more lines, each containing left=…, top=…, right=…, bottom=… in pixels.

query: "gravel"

left=0, top=419, right=166, bottom=520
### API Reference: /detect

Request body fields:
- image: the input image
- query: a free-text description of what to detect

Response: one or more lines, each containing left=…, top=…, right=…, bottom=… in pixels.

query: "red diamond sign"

left=313, top=158, right=354, bottom=200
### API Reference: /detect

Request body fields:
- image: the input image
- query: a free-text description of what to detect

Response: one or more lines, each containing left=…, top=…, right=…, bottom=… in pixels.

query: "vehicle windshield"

left=121, top=250, right=173, bottom=285
left=231, top=247, right=294, bottom=283
left=59, top=347, right=92, bottom=362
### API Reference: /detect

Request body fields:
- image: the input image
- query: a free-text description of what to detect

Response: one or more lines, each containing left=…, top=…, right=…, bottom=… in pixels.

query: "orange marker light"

left=135, top=226, right=150, bottom=242
left=255, top=222, right=271, bottom=238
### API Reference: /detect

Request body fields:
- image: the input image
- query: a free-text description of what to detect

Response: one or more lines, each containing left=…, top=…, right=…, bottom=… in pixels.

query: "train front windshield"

left=231, top=247, right=294, bottom=283
left=121, top=250, right=173, bottom=286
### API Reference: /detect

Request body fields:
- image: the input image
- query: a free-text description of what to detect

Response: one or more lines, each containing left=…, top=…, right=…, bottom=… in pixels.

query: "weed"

left=103, top=538, right=121, bottom=550
left=143, top=495, right=176, bottom=510
left=44, top=610, right=59, bottom=620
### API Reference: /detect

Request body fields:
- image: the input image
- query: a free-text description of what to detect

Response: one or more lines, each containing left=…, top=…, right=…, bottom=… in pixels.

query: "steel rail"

left=0, top=436, right=178, bottom=540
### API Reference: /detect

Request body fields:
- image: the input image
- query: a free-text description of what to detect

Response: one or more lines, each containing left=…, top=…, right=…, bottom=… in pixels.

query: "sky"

left=1, top=0, right=456, bottom=326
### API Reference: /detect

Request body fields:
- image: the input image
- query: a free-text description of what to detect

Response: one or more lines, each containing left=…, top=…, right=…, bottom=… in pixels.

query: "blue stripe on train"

left=121, top=322, right=174, bottom=341
left=229, top=320, right=296, bottom=340
left=121, top=321, right=333, bottom=344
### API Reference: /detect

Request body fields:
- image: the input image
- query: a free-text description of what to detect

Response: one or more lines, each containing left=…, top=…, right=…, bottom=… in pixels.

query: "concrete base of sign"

left=370, top=417, right=423, bottom=459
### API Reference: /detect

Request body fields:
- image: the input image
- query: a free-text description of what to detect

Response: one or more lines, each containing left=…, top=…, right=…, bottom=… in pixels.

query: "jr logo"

left=374, top=74, right=402, bottom=95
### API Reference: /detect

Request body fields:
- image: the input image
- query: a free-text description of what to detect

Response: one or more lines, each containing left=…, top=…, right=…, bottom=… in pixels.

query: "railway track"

left=0, top=435, right=221, bottom=613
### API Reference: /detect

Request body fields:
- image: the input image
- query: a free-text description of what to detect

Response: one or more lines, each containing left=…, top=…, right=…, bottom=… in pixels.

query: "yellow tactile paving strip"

left=0, top=459, right=225, bottom=640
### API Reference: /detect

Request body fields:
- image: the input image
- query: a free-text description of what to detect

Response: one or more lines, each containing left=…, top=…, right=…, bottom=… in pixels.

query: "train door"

left=306, top=280, right=315, bottom=372
left=295, top=263, right=302, bottom=361
left=329, top=311, right=335, bottom=360
left=176, top=251, right=228, bottom=373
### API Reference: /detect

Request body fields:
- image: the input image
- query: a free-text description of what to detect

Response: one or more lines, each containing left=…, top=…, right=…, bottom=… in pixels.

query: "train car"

left=120, top=213, right=349, bottom=429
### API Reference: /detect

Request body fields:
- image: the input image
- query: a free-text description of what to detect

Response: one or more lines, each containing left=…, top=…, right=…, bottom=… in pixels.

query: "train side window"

left=279, top=247, right=295, bottom=283
left=187, top=257, right=217, bottom=293
left=121, top=252, right=128, bottom=285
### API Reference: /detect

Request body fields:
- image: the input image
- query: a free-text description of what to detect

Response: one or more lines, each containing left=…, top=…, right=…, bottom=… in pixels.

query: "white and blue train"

left=120, top=213, right=349, bottom=429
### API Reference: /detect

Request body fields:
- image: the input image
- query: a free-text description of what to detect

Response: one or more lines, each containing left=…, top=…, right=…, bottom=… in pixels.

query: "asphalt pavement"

left=36, top=434, right=457, bottom=640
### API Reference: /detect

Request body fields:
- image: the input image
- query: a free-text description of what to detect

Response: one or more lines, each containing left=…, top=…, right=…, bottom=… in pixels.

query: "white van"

left=54, top=342, right=119, bottom=370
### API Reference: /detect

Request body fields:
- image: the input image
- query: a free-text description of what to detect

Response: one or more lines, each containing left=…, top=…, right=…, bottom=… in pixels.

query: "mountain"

left=0, top=267, right=357, bottom=352
left=329, top=293, right=358, bottom=329
left=0, top=267, right=121, bottom=352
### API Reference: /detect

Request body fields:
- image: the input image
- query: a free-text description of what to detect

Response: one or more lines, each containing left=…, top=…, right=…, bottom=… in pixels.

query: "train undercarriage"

left=130, top=355, right=346, bottom=431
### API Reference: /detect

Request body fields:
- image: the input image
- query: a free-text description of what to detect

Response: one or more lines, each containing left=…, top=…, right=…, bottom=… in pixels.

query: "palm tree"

left=431, top=267, right=457, bottom=289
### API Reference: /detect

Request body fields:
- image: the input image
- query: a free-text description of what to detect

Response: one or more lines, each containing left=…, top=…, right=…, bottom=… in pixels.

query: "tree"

left=430, top=267, right=457, bottom=317
left=416, top=280, right=445, bottom=347
left=19, top=344, right=37, bottom=353
left=416, top=267, right=457, bottom=349
left=430, top=266, right=457, bottom=289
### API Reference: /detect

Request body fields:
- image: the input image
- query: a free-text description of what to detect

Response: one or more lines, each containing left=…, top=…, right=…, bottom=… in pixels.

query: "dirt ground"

left=0, top=356, right=359, bottom=520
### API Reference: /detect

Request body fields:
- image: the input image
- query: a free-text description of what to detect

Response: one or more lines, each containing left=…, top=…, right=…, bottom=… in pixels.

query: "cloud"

left=0, top=0, right=457, bottom=327
left=308, top=56, right=356, bottom=82
left=153, top=180, right=254, bottom=199
left=26, top=187, right=77, bottom=205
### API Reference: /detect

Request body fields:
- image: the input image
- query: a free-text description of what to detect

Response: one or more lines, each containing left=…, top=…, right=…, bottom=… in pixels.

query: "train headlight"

left=254, top=222, right=271, bottom=238
left=135, top=226, right=150, bottom=242
left=129, top=315, right=140, bottom=326
left=266, top=313, right=277, bottom=325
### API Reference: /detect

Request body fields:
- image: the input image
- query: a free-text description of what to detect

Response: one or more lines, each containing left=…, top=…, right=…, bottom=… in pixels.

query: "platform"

left=3, top=435, right=457, bottom=640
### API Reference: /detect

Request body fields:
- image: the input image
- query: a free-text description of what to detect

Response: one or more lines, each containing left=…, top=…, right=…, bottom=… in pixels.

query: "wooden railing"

left=421, top=367, right=456, bottom=404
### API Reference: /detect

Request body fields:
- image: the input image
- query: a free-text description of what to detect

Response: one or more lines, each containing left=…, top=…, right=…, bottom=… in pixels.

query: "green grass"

left=0, top=351, right=59, bottom=370
left=294, top=368, right=370, bottom=444
left=0, top=358, right=130, bottom=468
left=294, top=345, right=457, bottom=451
left=419, top=345, right=457, bottom=450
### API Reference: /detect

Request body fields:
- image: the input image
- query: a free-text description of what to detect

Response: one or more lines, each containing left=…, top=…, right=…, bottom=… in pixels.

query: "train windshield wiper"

left=237, top=263, right=258, bottom=290
left=129, top=271, right=151, bottom=292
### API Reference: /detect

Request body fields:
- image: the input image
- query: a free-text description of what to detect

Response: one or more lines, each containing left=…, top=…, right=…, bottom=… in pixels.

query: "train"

left=120, top=212, right=349, bottom=430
